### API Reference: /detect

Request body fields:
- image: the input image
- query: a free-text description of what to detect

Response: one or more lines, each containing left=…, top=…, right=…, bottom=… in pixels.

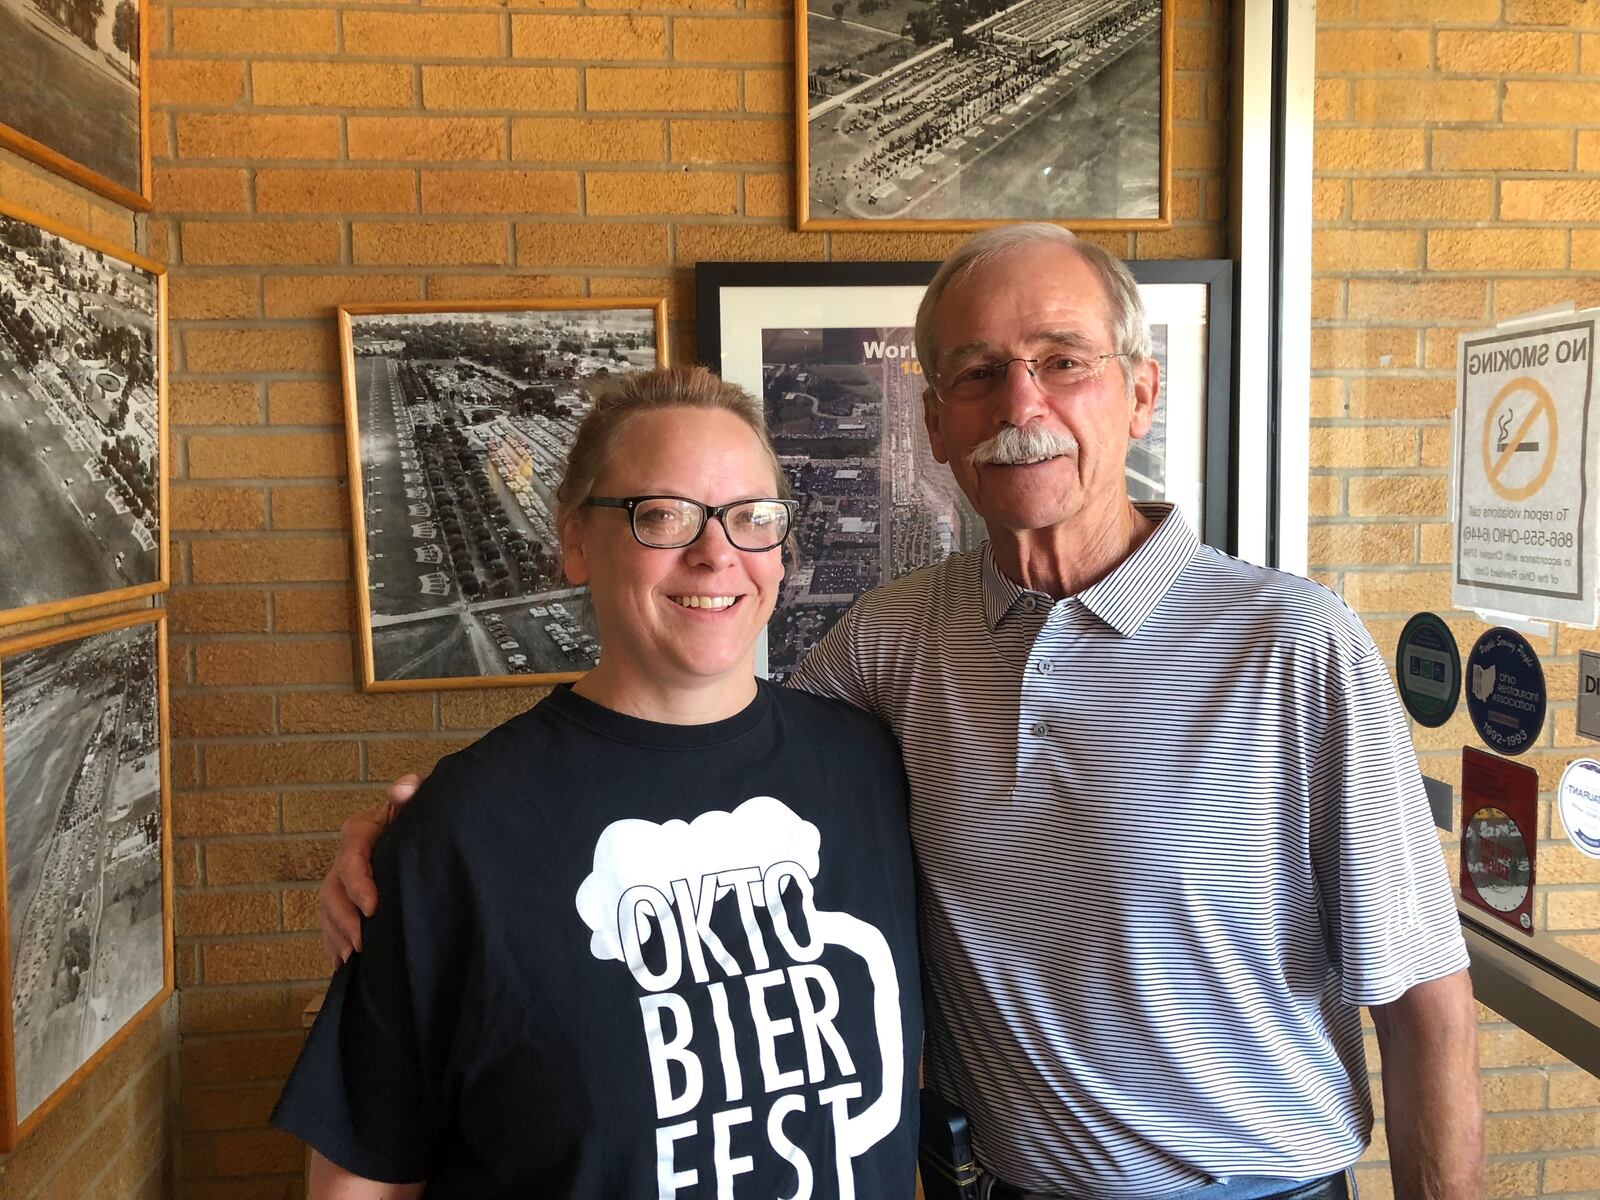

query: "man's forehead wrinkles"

left=941, top=328, right=1098, bottom=366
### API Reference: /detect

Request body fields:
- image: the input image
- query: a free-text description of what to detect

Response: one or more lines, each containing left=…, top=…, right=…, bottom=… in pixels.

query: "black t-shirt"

left=273, top=681, right=922, bottom=1198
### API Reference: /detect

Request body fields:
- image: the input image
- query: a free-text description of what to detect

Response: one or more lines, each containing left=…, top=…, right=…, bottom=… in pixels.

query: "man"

left=322, top=225, right=1483, bottom=1199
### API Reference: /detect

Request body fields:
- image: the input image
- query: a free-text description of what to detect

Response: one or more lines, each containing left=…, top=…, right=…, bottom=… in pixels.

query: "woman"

left=274, top=366, right=922, bottom=1198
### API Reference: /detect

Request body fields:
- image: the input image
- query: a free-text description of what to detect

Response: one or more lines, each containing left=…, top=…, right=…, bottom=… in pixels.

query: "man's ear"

left=1128, top=357, right=1160, bottom=441
left=922, top=386, right=950, bottom=464
left=559, top=513, right=589, bottom=586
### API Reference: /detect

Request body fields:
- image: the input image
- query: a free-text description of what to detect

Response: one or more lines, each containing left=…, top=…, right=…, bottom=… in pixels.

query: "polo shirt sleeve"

left=787, top=599, right=883, bottom=717
left=1312, top=640, right=1470, bottom=1008
left=271, top=802, right=452, bottom=1183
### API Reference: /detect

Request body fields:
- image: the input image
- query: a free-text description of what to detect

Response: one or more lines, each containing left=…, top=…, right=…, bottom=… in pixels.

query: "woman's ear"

left=559, top=512, right=589, bottom=586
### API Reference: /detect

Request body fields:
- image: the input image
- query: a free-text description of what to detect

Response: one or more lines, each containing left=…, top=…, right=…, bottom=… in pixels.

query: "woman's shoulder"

left=767, top=680, right=899, bottom=755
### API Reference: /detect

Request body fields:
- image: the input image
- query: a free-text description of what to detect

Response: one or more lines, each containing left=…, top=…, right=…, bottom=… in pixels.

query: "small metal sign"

left=1557, top=758, right=1600, bottom=860
left=1460, top=747, right=1538, bottom=935
left=1465, top=627, right=1546, bottom=755
left=1395, top=613, right=1461, bottom=727
left=1580, top=651, right=1600, bottom=743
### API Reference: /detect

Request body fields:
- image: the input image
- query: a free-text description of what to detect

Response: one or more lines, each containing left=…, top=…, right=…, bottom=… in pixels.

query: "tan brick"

left=173, top=8, right=335, bottom=54
left=422, top=65, right=579, bottom=111
left=1544, top=1155, right=1600, bottom=1192
left=1433, top=129, right=1572, bottom=172
left=1355, top=0, right=1499, bottom=17
left=1587, top=31, right=1600, bottom=72
left=1348, top=476, right=1449, bottom=517
left=205, top=837, right=338, bottom=886
left=1575, top=230, right=1600, bottom=270
left=179, top=1030, right=303, bottom=1086
left=268, top=381, right=344, bottom=426
left=1501, top=180, right=1600, bottom=223
left=202, top=938, right=328, bottom=985
left=150, top=59, right=245, bottom=106
left=1422, top=326, right=1479, bottom=372
left=587, top=68, right=739, bottom=112
left=1480, top=1071, right=1548, bottom=1113
left=1352, top=80, right=1497, bottom=124
left=440, top=687, right=545, bottom=729
left=188, top=434, right=344, bottom=480
left=177, top=114, right=342, bottom=161
left=1309, top=326, right=1419, bottom=370
left=367, top=735, right=477, bottom=782
left=171, top=274, right=260, bottom=322
left=511, top=14, right=665, bottom=59
left=170, top=485, right=267, bottom=532
left=271, top=484, right=348, bottom=531
left=1428, top=229, right=1567, bottom=272
left=1418, top=523, right=1453, bottom=564
left=352, top=221, right=508, bottom=266
left=1316, top=28, right=1430, bottom=73
left=171, top=382, right=260, bottom=428
left=1506, top=80, right=1600, bottom=124
left=1313, top=129, right=1425, bottom=173
left=251, top=62, right=413, bottom=109
left=1346, top=280, right=1488, bottom=323
left=745, top=173, right=792, bottom=218
left=1310, top=277, right=1343, bottom=321
left=177, top=891, right=280, bottom=937
left=263, top=273, right=420, bottom=320
left=182, top=221, right=341, bottom=267
left=673, top=223, right=826, bottom=264
left=674, top=17, right=789, bottom=62
left=1312, top=229, right=1421, bottom=273
left=1311, top=179, right=1345, bottom=222
left=1340, top=570, right=1450, bottom=615
left=347, top=117, right=505, bottom=162
left=206, top=740, right=359, bottom=787
left=586, top=170, right=737, bottom=215
left=1438, top=30, right=1576, bottom=75
left=1306, top=523, right=1414, bottom=567
left=1351, top=179, right=1493, bottom=223
left=281, top=787, right=384, bottom=833
left=1308, top=426, right=1417, bottom=469
left=1548, top=888, right=1600, bottom=929
left=424, top=273, right=586, bottom=300
left=1314, top=79, right=1349, bottom=121
left=273, top=588, right=354, bottom=633
left=1581, top=131, right=1600, bottom=172
left=283, top=887, right=321, bottom=931
left=420, top=170, right=579, bottom=214
left=1484, top=1112, right=1600, bottom=1155
left=344, top=11, right=501, bottom=58
left=744, top=68, right=792, bottom=115
left=256, top=168, right=417, bottom=215
left=605, top=274, right=690, bottom=317
left=185, top=327, right=338, bottom=375
left=172, top=791, right=278, bottom=837
left=181, top=1083, right=281, bottom=1131
left=1345, top=377, right=1458, bottom=419
left=190, top=538, right=349, bottom=584
left=167, top=589, right=270, bottom=635
left=670, top=118, right=789, bottom=164
left=279, top=692, right=434, bottom=734
left=510, top=117, right=664, bottom=162
left=515, top=221, right=668, bottom=267
left=1308, top=377, right=1343, bottom=420
left=154, top=167, right=248, bottom=213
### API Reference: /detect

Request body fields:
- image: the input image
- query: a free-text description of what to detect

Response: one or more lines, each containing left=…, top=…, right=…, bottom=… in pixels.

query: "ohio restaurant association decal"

left=1465, top=627, right=1546, bottom=756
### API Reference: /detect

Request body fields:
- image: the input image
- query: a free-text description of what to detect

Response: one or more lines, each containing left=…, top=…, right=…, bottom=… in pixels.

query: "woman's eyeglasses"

left=585, top=495, right=797, bottom=552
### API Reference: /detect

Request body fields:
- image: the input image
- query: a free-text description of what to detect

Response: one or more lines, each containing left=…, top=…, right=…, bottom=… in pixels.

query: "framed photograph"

left=796, top=0, right=1172, bottom=230
left=0, top=198, right=167, bottom=627
left=340, top=298, right=669, bottom=692
left=696, top=257, right=1233, bottom=679
left=0, top=0, right=150, bottom=209
left=0, top=610, right=171, bottom=1149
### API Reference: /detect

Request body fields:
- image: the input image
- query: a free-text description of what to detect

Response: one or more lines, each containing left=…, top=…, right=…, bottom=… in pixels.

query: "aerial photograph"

left=806, top=0, right=1162, bottom=222
left=2, top=620, right=164, bottom=1125
left=0, top=212, right=161, bottom=617
left=348, top=307, right=660, bottom=685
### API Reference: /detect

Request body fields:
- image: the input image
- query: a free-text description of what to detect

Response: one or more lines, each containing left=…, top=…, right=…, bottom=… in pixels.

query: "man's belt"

left=981, top=1169, right=1350, bottom=1200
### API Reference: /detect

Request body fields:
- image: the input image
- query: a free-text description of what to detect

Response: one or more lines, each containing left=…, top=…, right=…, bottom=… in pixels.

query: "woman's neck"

left=570, top=662, right=758, bottom=725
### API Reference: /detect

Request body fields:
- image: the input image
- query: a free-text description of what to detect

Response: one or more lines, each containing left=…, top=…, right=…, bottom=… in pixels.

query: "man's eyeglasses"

left=935, top=352, right=1128, bottom=405
left=585, top=495, right=797, bottom=552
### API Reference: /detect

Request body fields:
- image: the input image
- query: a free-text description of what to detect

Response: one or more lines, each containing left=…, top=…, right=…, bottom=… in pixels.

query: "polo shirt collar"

left=980, top=502, right=1199, bottom=637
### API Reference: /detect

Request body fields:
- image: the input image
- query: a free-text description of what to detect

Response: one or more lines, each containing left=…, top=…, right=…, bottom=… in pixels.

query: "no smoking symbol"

left=1481, top=376, right=1558, bottom=502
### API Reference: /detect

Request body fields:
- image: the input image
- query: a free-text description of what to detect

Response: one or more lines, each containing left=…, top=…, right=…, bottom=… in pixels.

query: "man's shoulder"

left=1180, top=544, right=1376, bottom=658
left=849, top=546, right=983, bottom=630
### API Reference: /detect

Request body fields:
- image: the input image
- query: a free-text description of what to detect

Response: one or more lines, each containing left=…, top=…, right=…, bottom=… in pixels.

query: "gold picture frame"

left=796, top=0, right=1174, bottom=231
left=0, top=197, right=168, bottom=627
left=0, top=0, right=152, bottom=210
left=0, top=609, right=173, bottom=1150
left=339, top=297, right=670, bottom=693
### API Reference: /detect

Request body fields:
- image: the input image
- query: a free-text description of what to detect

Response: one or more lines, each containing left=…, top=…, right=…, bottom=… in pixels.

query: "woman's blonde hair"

left=554, top=365, right=789, bottom=533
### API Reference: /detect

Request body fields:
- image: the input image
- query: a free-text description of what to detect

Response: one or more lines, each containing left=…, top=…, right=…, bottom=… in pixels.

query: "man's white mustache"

left=968, top=423, right=1079, bottom=467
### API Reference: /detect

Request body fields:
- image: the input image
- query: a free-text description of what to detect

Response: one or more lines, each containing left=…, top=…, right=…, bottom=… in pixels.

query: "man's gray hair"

left=913, top=224, right=1154, bottom=380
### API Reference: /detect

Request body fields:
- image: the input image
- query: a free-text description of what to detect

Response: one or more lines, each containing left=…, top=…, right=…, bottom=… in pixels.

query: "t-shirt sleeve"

left=271, top=800, right=456, bottom=1182
left=786, top=599, right=882, bottom=716
left=1311, top=640, right=1470, bottom=1007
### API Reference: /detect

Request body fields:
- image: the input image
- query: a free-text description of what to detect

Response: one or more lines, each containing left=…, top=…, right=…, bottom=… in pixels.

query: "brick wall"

left=1312, top=3, right=1600, bottom=1196
left=0, top=155, right=176, bottom=1200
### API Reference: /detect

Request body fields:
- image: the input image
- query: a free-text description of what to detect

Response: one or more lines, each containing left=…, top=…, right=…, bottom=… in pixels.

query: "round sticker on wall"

left=1465, top=627, right=1546, bottom=756
left=1557, top=758, right=1600, bottom=860
left=1463, top=804, right=1534, bottom=916
left=1394, top=612, right=1461, bottom=727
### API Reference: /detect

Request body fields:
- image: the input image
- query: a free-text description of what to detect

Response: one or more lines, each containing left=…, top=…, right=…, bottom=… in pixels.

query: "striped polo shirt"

left=789, top=502, right=1468, bottom=1198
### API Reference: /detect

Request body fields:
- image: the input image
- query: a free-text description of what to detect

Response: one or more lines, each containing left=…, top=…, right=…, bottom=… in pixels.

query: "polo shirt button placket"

left=1030, top=720, right=1049, bottom=737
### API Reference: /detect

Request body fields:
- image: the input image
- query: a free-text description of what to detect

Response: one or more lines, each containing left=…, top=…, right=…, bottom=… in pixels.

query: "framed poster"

left=0, top=0, right=150, bottom=209
left=0, top=198, right=167, bottom=627
left=797, top=0, right=1172, bottom=230
left=0, top=610, right=172, bottom=1149
left=696, top=257, right=1233, bottom=679
left=340, top=298, right=669, bottom=692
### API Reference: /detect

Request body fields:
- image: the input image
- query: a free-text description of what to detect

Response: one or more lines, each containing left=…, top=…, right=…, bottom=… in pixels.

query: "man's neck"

left=988, top=499, right=1157, bottom=599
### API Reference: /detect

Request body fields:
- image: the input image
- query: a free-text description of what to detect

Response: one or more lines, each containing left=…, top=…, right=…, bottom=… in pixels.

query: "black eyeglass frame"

left=585, top=495, right=798, bottom=552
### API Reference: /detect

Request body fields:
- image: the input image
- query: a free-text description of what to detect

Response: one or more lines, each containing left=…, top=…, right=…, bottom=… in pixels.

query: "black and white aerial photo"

left=345, top=304, right=662, bottom=687
left=0, top=210, right=161, bottom=619
left=805, top=0, right=1164, bottom=223
left=2, top=619, right=165, bottom=1128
